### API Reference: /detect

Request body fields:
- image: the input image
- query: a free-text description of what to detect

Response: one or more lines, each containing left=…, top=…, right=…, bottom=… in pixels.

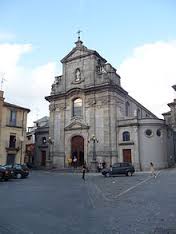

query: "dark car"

left=4, top=164, right=29, bottom=179
left=0, top=166, right=13, bottom=181
left=102, top=162, right=135, bottom=177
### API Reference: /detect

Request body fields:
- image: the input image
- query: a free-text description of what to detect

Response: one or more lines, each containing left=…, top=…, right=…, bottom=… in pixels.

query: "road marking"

left=115, top=172, right=161, bottom=198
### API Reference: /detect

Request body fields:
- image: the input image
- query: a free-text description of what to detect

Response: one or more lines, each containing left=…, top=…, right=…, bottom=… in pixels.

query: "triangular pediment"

left=65, top=120, right=89, bottom=131
left=61, top=40, right=106, bottom=63
left=69, top=49, right=90, bottom=60
left=61, top=46, right=92, bottom=63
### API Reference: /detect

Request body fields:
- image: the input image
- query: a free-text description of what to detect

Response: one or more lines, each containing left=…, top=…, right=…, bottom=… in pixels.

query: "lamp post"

left=19, top=136, right=24, bottom=164
left=89, top=135, right=98, bottom=171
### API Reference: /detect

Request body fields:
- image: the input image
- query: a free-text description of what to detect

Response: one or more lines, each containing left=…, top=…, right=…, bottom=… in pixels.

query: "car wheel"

left=16, top=173, right=22, bottom=179
left=106, top=172, right=110, bottom=177
left=127, top=171, right=132, bottom=176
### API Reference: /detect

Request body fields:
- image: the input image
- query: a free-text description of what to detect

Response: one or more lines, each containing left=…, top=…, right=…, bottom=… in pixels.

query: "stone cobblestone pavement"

left=87, top=172, right=151, bottom=201
left=0, top=169, right=176, bottom=233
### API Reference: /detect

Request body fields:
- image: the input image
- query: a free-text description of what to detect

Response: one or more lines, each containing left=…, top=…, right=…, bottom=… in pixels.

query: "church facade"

left=45, top=38, right=173, bottom=171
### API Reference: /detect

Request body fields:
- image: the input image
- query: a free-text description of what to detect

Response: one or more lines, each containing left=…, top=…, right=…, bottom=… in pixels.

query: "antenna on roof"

left=0, top=72, right=6, bottom=90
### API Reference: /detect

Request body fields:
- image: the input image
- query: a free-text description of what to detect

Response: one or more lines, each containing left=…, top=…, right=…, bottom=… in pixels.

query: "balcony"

left=6, top=145, right=20, bottom=153
left=5, top=137, right=20, bottom=152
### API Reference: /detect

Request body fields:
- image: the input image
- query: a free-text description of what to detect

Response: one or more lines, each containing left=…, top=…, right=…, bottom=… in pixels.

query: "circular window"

left=156, top=129, right=161, bottom=137
left=145, top=129, right=153, bottom=137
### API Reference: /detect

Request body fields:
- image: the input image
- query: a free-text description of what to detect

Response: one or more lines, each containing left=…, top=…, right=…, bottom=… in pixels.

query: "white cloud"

left=1, top=39, right=175, bottom=128
left=0, top=43, right=57, bottom=127
left=118, top=40, right=176, bottom=118
left=0, top=32, right=15, bottom=41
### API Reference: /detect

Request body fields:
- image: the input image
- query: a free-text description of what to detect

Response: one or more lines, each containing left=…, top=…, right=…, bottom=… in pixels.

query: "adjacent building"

left=25, top=116, right=49, bottom=168
left=34, top=116, right=49, bottom=167
left=162, top=85, right=176, bottom=164
left=25, top=126, right=35, bottom=165
left=0, top=90, right=30, bottom=165
left=45, top=38, right=174, bottom=171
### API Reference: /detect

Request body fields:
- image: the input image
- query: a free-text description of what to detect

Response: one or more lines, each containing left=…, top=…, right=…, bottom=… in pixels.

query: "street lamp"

left=88, top=135, right=99, bottom=172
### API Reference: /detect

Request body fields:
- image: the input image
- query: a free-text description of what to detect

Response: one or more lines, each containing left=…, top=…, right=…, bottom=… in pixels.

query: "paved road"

left=0, top=169, right=176, bottom=234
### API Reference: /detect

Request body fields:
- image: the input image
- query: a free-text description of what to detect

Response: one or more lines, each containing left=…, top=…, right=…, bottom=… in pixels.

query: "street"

left=0, top=168, right=176, bottom=234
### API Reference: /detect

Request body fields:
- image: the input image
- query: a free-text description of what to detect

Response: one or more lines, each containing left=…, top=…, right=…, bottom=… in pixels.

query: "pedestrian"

left=97, top=162, right=101, bottom=172
left=82, top=164, right=86, bottom=181
left=102, top=160, right=106, bottom=169
left=73, top=156, right=77, bottom=168
left=150, top=162, right=156, bottom=178
left=110, top=164, right=112, bottom=172
left=67, top=156, right=72, bottom=167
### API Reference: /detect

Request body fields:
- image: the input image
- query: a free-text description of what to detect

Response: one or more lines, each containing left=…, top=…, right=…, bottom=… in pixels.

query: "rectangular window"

left=125, top=102, right=130, bottom=117
left=73, top=98, right=82, bottom=117
left=10, top=110, right=17, bottom=126
left=9, top=135, right=16, bottom=148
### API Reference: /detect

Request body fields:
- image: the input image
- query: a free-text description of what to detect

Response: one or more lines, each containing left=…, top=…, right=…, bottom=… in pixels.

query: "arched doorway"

left=71, top=136, right=84, bottom=166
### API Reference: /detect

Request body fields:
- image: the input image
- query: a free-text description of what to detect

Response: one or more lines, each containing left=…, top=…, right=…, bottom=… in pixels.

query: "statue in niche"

left=75, top=68, right=81, bottom=82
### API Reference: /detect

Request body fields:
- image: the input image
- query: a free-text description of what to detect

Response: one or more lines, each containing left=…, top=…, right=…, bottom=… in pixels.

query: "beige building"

left=45, top=38, right=173, bottom=171
left=0, top=90, right=30, bottom=165
left=163, top=85, right=176, bottom=163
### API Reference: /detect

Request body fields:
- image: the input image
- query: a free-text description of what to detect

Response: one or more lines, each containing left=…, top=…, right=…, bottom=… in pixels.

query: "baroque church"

left=45, top=36, right=174, bottom=171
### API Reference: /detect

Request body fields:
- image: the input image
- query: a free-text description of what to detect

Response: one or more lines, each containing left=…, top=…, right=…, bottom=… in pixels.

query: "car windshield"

left=15, top=165, right=22, bottom=169
left=121, top=163, right=130, bottom=167
left=3, top=165, right=11, bottom=168
left=112, top=163, right=121, bottom=167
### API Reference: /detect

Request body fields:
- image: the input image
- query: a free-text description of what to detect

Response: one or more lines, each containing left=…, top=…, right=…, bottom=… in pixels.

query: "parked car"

left=4, top=164, right=29, bottom=179
left=0, top=166, right=13, bottom=181
left=102, top=162, right=135, bottom=177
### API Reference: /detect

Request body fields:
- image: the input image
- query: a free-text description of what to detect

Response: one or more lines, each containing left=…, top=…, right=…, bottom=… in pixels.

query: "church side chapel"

left=45, top=34, right=173, bottom=171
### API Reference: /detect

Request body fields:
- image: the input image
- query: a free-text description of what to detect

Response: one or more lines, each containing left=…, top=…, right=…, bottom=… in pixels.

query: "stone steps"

left=48, top=167, right=83, bottom=173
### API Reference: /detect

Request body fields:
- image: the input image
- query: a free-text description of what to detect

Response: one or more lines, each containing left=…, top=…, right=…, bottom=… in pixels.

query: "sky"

left=0, top=0, right=176, bottom=126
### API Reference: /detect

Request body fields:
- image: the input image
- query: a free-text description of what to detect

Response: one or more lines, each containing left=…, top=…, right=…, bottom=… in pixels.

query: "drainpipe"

left=20, top=111, right=24, bottom=164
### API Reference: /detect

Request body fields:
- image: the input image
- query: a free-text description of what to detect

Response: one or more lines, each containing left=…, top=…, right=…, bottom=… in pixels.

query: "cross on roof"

left=77, top=30, right=82, bottom=40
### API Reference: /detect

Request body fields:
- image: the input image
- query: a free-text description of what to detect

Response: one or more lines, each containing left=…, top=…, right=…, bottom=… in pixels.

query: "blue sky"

left=0, top=0, right=176, bottom=125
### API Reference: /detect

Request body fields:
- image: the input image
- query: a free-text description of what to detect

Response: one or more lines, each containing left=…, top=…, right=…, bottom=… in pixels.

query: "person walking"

left=82, top=164, right=86, bottom=181
left=73, top=156, right=77, bottom=168
left=97, top=162, right=102, bottom=172
left=150, top=162, right=156, bottom=178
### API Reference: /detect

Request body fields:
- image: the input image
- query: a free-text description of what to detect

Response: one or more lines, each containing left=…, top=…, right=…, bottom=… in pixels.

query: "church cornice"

left=45, top=84, right=128, bottom=102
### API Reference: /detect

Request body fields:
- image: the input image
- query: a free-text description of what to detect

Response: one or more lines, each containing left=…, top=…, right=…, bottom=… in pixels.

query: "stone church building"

left=45, top=37, right=173, bottom=171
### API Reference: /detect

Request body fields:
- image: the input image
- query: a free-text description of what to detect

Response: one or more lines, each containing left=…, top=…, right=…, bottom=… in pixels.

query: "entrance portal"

left=71, top=136, right=84, bottom=166
left=41, top=150, right=46, bottom=166
left=123, top=149, right=132, bottom=163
